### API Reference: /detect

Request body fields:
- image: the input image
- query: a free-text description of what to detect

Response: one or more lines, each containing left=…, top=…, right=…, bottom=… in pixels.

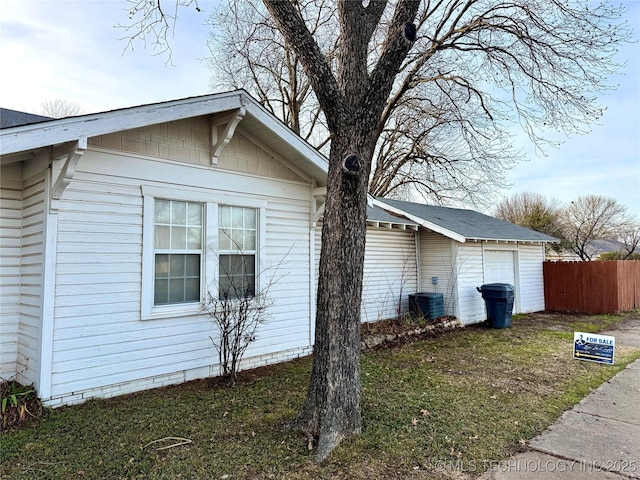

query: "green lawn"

left=2, top=311, right=638, bottom=480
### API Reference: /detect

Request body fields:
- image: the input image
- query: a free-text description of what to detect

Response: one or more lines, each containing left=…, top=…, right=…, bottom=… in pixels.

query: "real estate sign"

left=573, top=332, right=615, bottom=365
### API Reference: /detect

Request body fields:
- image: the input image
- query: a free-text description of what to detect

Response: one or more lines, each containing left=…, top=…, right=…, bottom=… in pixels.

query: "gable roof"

left=0, top=90, right=328, bottom=186
left=375, top=197, right=558, bottom=243
left=0, top=108, right=52, bottom=128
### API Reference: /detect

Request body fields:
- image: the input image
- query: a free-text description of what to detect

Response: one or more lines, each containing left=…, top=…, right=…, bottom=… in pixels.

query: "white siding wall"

left=453, top=242, right=486, bottom=324
left=517, top=243, right=546, bottom=313
left=47, top=147, right=314, bottom=404
left=314, top=225, right=418, bottom=324
left=17, top=170, right=47, bottom=386
left=361, top=227, right=418, bottom=323
left=419, top=231, right=456, bottom=316
left=0, top=164, right=22, bottom=379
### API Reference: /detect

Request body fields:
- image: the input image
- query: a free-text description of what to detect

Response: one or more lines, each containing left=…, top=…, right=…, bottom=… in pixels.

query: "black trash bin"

left=409, top=292, right=444, bottom=320
left=476, top=283, right=514, bottom=328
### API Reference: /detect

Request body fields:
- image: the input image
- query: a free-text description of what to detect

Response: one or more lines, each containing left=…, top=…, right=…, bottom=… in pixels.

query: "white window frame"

left=141, top=185, right=266, bottom=320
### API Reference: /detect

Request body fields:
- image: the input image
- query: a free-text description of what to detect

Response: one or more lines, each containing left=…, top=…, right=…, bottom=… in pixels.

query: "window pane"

left=219, top=254, right=255, bottom=300
left=187, top=227, right=201, bottom=249
left=155, top=225, right=170, bottom=249
left=172, top=201, right=186, bottom=224
left=231, top=229, right=244, bottom=251
left=231, top=207, right=243, bottom=228
left=187, top=203, right=202, bottom=225
left=219, top=206, right=231, bottom=229
left=244, top=229, right=256, bottom=251
left=169, top=254, right=185, bottom=277
left=218, top=275, right=233, bottom=300
left=244, top=208, right=256, bottom=227
left=155, top=254, right=169, bottom=277
left=170, top=226, right=187, bottom=249
left=154, top=278, right=169, bottom=305
left=243, top=275, right=255, bottom=298
left=154, top=254, right=201, bottom=305
left=219, top=230, right=231, bottom=251
left=155, top=199, right=171, bottom=224
left=243, top=255, right=255, bottom=275
left=218, top=255, right=231, bottom=277
left=169, top=279, right=185, bottom=303
left=185, top=278, right=200, bottom=302
left=185, top=254, right=200, bottom=276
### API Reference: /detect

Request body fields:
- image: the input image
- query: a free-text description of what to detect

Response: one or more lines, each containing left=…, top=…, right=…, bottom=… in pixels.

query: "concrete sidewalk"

left=480, top=319, right=640, bottom=480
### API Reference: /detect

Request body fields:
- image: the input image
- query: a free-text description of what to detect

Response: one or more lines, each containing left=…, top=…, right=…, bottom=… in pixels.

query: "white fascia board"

left=372, top=198, right=466, bottom=243
left=468, top=237, right=556, bottom=244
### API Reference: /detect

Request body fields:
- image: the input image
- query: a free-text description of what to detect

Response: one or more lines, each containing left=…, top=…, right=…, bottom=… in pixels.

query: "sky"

left=1, top=0, right=639, bottom=217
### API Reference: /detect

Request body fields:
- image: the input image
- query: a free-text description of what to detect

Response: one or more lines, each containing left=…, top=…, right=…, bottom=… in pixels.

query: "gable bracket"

left=51, top=137, right=87, bottom=203
left=312, top=187, right=326, bottom=223
left=210, top=107, right=246, bottom=165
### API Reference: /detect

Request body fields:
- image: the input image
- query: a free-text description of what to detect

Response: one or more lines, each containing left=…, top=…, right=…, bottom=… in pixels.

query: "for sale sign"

left=573, top=332, right=615, bottom=365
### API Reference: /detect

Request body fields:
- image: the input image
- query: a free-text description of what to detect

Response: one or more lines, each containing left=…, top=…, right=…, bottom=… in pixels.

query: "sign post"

left=573, top=332, right=615, bottom=365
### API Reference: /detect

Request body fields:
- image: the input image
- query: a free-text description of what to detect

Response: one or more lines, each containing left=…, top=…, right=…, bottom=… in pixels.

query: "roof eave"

left=372, top=197, right=466, bottom=243
left=0, top=91, right=329, bottom=185
left=467, top=237, right=559, bottom=244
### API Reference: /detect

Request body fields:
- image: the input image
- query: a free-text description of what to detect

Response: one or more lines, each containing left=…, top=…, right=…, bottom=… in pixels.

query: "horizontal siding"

left=419, top=231, right=456, bottom=315
left=49, top=149, right=313, bottom=400
left=361, top=227, right=418, bottom=323
left=314, top=225, right=418, bottom=324
left=454, top=243, right=486, bottom=324
left=17, top=172, right=46, bottom=385
left=0, top=164, right=22, bottom=379
left=518, top=244, right=545, bottom=313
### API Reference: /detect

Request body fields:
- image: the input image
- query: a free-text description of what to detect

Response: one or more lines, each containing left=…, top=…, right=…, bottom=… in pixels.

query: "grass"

left=1, top=311, right=639, bottom=480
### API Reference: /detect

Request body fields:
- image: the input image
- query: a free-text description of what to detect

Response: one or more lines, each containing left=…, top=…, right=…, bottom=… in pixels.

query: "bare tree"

left=207, top=1, right=519, bottom=206
left=207, top=1, right=330, bottom=146
left=559, top=195, right=629, bottom=261
left=39, top=98, right=84, bottom=118
left=123, top=0, right=631, bottom=461
left=118, top=0, right=202, bottom=64
left=495, top=192, right=564, bottom=251
left=616, top=217, right=640, bottom=259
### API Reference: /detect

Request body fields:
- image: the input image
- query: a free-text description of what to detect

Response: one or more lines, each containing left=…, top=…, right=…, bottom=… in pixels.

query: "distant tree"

left=495, top=192, right=563, bottom=241
left=39, top=98, right=84, bottom=119
left=616, top=218, right=640, bottom=259
left=559, top=195, right=629, bottom=261
left=599, top=251, right=640, bottom=261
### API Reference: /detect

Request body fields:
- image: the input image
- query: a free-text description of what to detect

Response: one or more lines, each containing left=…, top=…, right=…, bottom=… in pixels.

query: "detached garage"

left=370, top=198, right=557, bottom=325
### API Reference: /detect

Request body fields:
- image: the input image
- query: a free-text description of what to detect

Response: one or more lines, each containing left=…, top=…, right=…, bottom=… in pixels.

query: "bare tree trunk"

left=293, top=124, right=371, bottom=461
left=262, top=0, right=419, bottom=461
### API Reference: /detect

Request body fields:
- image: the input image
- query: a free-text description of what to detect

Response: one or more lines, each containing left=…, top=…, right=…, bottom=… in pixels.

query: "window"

left=141, top=185, right=266, bottom=319
left=218, top=206, right=257, bottom=299
left=153, top=199, right=203, bottom=305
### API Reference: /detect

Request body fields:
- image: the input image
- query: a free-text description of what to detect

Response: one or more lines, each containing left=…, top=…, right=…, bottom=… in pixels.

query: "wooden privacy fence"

left=543, top=261, right=640, bottom=314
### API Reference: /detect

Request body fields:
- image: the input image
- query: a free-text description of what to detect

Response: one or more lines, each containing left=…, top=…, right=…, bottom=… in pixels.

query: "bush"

left=598, top=251, right=640, bottom=260
left=0, top=379, right=44, bottom=430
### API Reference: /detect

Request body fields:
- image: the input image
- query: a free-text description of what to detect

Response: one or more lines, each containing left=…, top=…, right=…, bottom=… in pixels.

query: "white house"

left=0, top=91, right=555, bottom=407
left=1, top=91, right=330, bottom=406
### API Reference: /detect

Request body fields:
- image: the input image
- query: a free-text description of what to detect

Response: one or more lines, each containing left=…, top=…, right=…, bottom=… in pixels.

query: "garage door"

left=484, top=250, right=515, bottom=285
